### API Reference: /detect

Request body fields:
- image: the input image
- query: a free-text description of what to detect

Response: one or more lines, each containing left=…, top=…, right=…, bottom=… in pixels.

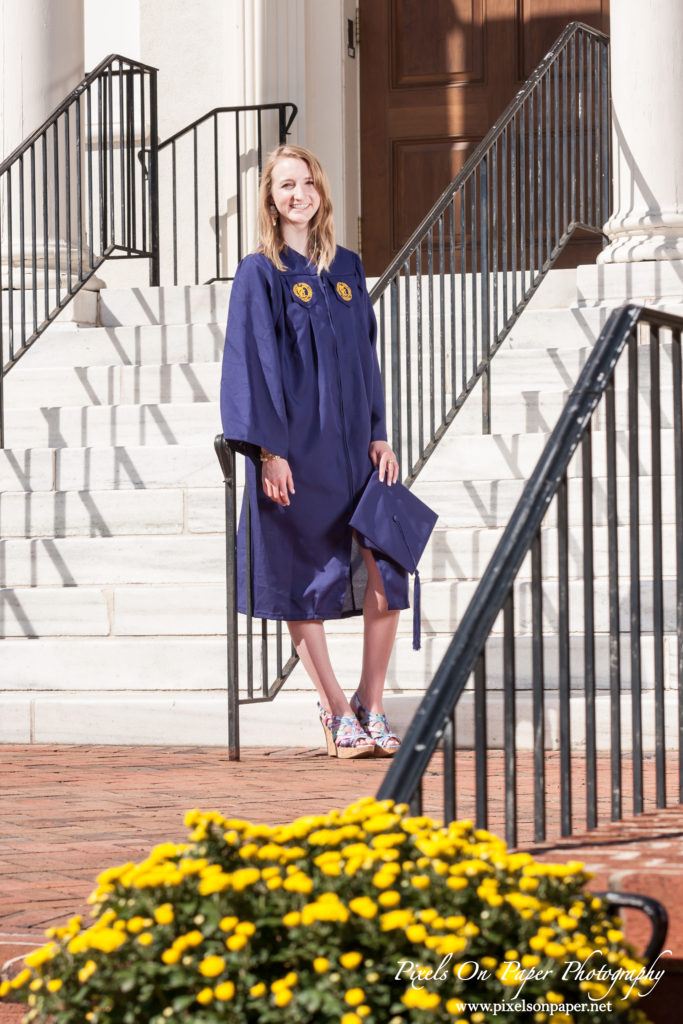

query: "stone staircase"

left=1, top=263, right=682, bottom=747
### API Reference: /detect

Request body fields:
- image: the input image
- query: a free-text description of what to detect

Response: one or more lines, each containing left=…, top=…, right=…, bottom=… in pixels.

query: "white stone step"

left=0, top=535, right=223, bottom=587
left=3, top=402, right=221, bottom=449
left=0, top=444, right=220, bottom=491
left=0, top=587, right=110, bottom=636
left=16, top=323, right=225, bottom=369
left=3, top=361, right=221, bottom=408
left=98, top=283, right=231, bottom=326
left=419, top=427, right=675, bottom=482
left=0, top=515, right=677, bottom=590
left=418, top=472, right=681, bottom=531
left=450, top=379, right=664, bottom=436
left=0, top=486, right=188, bottom=537
left=1, top=630, right=674, bottom=695
left=1, top=685, right=678, bottom=750
left=419, top=576, right=678, bottom=635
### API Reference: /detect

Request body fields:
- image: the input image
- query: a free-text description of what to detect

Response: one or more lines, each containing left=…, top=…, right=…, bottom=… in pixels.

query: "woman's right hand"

left=262, top=458, right=295, bottom=506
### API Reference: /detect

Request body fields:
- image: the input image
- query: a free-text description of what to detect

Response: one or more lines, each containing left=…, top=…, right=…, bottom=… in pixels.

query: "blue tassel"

left=412, top=570, right=421, bottom=651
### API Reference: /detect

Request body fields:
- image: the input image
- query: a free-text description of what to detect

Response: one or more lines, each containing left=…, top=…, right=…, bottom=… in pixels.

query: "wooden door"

left=360, top=0, right=610, bottom=275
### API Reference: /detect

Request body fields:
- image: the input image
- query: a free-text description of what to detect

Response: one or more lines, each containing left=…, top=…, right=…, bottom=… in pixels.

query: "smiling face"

left=269, top=156, right=321, bottom=235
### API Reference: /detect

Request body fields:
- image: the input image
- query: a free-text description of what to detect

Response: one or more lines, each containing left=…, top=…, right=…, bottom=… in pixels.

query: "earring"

left=270, top=204, right=278, bottom=227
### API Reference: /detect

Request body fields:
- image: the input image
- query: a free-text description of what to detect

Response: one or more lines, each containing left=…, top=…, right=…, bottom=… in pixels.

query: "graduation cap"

left=350, top=469, right=438, bottom=650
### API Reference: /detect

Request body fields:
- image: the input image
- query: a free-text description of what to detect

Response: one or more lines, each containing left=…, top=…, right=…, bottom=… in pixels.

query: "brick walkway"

left=1, top=745, right=682, bottom=1022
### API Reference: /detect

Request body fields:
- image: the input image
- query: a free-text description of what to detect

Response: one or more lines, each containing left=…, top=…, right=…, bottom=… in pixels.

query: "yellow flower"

left=231, top=867, right=261, bottom=891
left=46, top=979, right=63, bottom=993
left=363, top=813, right=400, bottom=832
left=341, top=1015, right=362, bottom=1024
left=447, top=997, right=466, bottom=1014
left=235, top=921, right=256, bottom=936
left=196, top=988, right=213, bottom=1005
left=405, top=924, right=428, bottom=943
left=411, top=875, right=431, bottom=889
left=436, top=935, right=467, bottom=955
left=137, top=932, right=154, bottom=946
left=219, top=916, right=238, bottom=932
left=282, top=911, right=301, bottom=927
left=402, top=988, right=440, bottom=1009
left=378, top=890, right=401, bottom=908
left=154, top=903, right=174, bottom=925
left=24, top=943, right=58, bottom=968
left=214, top=980, right=236, bottom=1001
left=274, top=990, right=292, bottom=1006
left=349, top=897, right=378, bottom=919
left=89, top=928, right=128, bottom=953
left=340, top=951, right=363, bottom=969
left=199, top=955, right=226, bottom=978
left=283, top=872, right=314, bottom=894
left=345, top=987, right=365, bottom=1006
left=0, top=981, right=12, bottom=998
left=447, top=876, right=468, bottom=890
left=545, top=942, right=567, bottom=959
left=250, top=982, right=266, bottom=996
left=226, top=934, right=247, bottom=952
left=76, top=958, right=97, bottom=985
left=313, top=957, right=330, bottom=973
left=381, top=909, right=414, bottom=931
left=557, top=914, right=578, bottom=931
left=546, top=991, right=564, bottom=1004
left=162, top=947, right=181, bottom=964
left=372, top=870, right=395, bottom=889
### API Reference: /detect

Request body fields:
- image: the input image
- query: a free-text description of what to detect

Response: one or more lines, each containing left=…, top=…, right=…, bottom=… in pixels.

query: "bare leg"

left=356, top=546, right=400, bottom=713
left=286, top=619, right=353, bottom=717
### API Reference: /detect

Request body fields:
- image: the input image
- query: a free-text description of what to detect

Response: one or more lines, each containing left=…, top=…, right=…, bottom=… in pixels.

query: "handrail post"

left=148, top=67, right=160, bottom=286
left=215, top=435, right=240, bottom=760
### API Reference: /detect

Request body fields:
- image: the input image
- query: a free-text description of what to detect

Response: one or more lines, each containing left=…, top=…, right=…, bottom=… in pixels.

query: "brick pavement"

left=1, top=745, right=682, bottom=1023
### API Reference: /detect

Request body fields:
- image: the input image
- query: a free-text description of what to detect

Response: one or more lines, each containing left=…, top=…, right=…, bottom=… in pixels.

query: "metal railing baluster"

left=650, top=327, right=665, bottom=807
left=605, top=376, right=622, bottom=821
left=628, top=330, right=643, bottom=814
left=531, top=531, right=545, bottom=842
left=582, top=425, right=597, bottom=830
left=673, top=327, right=683, bottom=803
left=503, top=590, right=517, bottom=847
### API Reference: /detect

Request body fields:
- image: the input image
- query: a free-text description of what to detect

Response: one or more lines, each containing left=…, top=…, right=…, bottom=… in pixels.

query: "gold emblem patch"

left=293, top=282, right=313, bottom=302
left=336, top=281, right=352, bottom=302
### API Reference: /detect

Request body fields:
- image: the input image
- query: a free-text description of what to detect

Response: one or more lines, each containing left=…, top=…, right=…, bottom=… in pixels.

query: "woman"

left=220, top=144, right=407, bottom=759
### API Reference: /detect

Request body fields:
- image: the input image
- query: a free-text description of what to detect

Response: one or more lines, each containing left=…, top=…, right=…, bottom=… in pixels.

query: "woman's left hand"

left=369, top=441, right=399, bottom=486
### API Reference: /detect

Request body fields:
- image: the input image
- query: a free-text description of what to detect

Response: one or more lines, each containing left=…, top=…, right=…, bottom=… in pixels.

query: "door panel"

left=360, top=0, right=609, bottom=275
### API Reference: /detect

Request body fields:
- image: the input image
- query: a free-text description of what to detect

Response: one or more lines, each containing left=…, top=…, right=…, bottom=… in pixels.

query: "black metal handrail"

left=378, top=306, right=683, bottom=848
left=157, top=103, right=297, bottom=285
left=370, top=21, right=610, bottom=485
left=0, top=53, right=160, bottom=447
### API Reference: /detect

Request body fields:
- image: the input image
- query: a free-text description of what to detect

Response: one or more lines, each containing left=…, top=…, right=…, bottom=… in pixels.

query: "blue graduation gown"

left=220, top=244, right=409, bottom=621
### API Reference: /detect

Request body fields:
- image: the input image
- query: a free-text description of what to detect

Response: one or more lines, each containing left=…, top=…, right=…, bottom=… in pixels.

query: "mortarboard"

left=350, top=469, right=438, bottom=650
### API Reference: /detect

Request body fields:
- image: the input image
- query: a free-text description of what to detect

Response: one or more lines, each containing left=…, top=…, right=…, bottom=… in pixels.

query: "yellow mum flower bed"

left=0, top=799, right=657, bottom=1023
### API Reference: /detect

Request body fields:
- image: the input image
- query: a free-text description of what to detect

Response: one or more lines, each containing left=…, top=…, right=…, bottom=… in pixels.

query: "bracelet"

left=259, top=450, right=282, bottom=463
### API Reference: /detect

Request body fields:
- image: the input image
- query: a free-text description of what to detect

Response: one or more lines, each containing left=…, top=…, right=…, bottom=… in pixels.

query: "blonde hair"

left=257, top=144, right=336, bottom=273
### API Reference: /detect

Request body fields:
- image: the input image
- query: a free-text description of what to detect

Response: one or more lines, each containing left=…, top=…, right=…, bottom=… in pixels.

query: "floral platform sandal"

left=350, top=693, right=401, bottom=758
left=318, top=703, right=375, bottom=759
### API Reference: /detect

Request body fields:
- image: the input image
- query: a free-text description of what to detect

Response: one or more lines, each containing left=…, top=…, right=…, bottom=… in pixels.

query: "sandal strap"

left=318, top=705, right=372, bottom=748
left=350, top=694, right=401, bottom=749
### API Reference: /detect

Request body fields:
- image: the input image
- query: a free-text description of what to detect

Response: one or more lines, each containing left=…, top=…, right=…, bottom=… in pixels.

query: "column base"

left=577, top=259, right=683, bottom=308
left=598, top=234, right=683, bottom=265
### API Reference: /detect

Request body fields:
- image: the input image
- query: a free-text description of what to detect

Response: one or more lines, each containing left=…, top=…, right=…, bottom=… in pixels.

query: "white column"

left=1, top=0, right=85, bottom=285
left=599, top=0, right=683, bottom=263
left=1, top=0, right=84, bottom=158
